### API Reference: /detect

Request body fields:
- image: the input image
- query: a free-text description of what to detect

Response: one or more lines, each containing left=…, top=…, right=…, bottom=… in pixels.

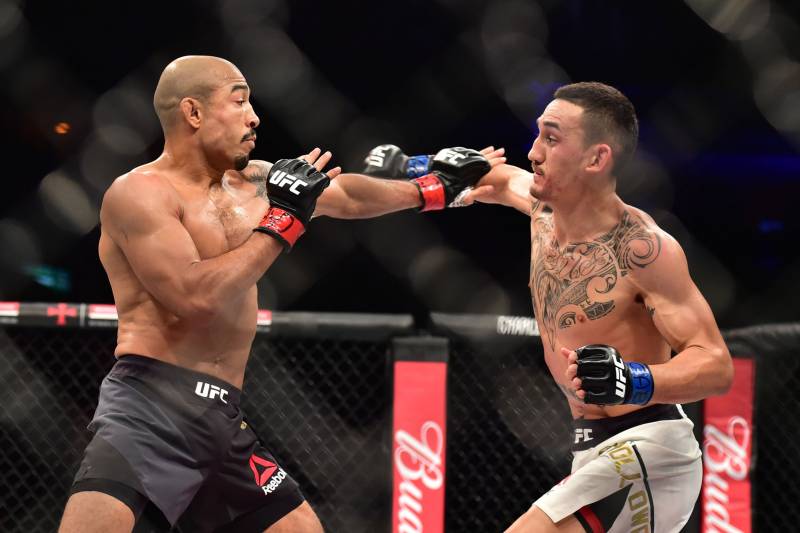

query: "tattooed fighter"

left=472, top=82, right=733, bottom=532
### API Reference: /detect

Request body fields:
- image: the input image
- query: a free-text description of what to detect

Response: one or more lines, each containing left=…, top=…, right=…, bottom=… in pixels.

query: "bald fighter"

left=467, top=83, right=732, bottom=532
left=58, top=56, right=502, bottom=533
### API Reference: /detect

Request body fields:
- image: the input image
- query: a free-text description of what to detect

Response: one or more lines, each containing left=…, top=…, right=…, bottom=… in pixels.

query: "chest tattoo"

left=531, top=211, right=661, bottom=350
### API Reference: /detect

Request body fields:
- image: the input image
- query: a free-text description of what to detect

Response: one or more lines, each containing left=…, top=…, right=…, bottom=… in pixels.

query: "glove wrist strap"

left=626, top=362, right=654, bottom=405
left=406, top=155, right=432, bottom=179
left=412, top=174, right=445, bottom=212
left=253, top=207, right=305, bottom=250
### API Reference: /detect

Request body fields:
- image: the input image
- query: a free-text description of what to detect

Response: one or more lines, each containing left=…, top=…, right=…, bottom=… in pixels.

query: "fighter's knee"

left=59, top=491, right=135, bottom=533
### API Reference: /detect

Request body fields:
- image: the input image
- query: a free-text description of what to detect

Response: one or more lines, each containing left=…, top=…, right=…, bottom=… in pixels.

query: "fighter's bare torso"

left=529, top=200, right=671, bottom=419
left=99, top=160, right=272, bottom=388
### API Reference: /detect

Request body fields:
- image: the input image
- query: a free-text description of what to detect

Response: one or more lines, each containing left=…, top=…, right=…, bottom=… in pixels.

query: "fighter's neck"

left=157, top=143, right=225, bottom=188
left=550, top=192, right=625, bottom=245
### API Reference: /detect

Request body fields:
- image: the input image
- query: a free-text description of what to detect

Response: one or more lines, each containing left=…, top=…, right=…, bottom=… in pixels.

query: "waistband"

left=571, top=404, right=685, bottom=452
left=111, top=354, right=242, bottom=407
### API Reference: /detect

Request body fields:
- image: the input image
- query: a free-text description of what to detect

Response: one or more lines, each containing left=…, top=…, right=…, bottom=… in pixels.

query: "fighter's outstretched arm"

left=313, top=173, right=422, bottom=218
left=314, top=146, right=506, bottom=219
left=464, top=162, right=533, bottom=215
left=101, top=172, right=283, bottom=325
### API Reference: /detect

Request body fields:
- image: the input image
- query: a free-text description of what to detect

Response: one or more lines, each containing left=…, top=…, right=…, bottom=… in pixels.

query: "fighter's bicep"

left=638, top=235, right=722, bottom=352
left=101, top=177, right=201, bottom=304
left=120, top=219, right=201, bottom=295
left=646, top=283, right=717, bottom=353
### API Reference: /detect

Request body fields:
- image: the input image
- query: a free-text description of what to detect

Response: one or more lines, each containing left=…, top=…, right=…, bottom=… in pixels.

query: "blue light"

left=23, top=265, right=72, bottom=292
left=758, top=219, right=784, bottom=234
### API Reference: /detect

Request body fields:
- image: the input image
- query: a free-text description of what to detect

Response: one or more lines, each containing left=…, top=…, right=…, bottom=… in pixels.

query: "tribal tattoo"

left=530, top=210, right=661, bottom=350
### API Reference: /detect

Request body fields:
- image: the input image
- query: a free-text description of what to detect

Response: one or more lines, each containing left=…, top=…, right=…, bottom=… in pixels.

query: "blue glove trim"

left=406, top=155, right=432, bottom=179
left=626, top=362, right=654, bottom=405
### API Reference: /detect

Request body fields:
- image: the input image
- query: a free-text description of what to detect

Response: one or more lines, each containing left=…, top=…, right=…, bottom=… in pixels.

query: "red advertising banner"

left=702, top=357, right=754, bottom=533
left=392, top=358, right=447, bottom=533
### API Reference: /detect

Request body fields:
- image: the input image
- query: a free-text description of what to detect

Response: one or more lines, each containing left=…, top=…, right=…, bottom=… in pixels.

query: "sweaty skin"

left=100, top=164, right=274, bottom=388
left=100, top=158, right=430, bottom=388
left=530, top=199, right=671, bottom=419
left=98, top=56, right=434, bottom=389
left=471, top=98, right=732, bottom=421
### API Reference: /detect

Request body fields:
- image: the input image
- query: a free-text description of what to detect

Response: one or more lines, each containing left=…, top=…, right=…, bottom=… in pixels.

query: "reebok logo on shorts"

left=249, top=454, right=287, bottom=496
left=194, top=381, right=228, bottom=404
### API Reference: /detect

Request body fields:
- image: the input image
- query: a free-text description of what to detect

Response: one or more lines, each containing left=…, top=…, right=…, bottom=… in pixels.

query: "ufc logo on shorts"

left=434, top=149, right=466, bottom=166
left=269, top=170, right=308, bottom=195
left=195, top=381, right=228, bottom=404
left=574, top=428, right=593, bottom=444
left=613, top=354, right=626, bottom=399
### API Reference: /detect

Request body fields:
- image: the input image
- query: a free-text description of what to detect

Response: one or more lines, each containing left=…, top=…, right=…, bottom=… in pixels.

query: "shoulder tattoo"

left=531, top=211, right=661, bottom=349
left=243, top=161, right=272, bottom=201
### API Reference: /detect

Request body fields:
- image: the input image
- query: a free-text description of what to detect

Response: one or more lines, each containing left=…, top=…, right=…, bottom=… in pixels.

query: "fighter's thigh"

left=505, top=506, right=585, bottom=533
left=264, top=501, right=323, bottom=533
left=59, top=491, right=134, bottom=533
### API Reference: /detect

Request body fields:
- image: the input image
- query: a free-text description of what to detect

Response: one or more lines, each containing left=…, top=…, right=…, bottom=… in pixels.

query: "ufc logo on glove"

left=366, top=146, right=391, bottom=167
left=433, top=149, right=466, bottom=166
left=613, top=354, right=626, bottom=399
left=269, top=170, right=308, bottom=195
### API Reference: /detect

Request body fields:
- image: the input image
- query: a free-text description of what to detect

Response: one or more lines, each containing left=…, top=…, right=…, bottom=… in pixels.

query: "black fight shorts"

left=70, top=355, right=305, bottom=532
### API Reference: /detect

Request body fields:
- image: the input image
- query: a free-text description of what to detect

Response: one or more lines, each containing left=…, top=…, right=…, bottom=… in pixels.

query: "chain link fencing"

left=725, top=324, right=800, bottom=533
left=1, top=306, right=798, bottom=533
left=0, top=311, right=411, bottom=533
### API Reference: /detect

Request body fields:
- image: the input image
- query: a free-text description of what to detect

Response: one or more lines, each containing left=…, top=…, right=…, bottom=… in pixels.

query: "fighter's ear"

left=179, top=97, right=203, bottom=129
left=585, top=143, right=612, bottom=175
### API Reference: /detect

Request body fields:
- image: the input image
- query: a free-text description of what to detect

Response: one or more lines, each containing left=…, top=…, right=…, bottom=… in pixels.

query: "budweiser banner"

left=702, top=357, right=755, bottom=533
left=392, top=338, right=448, bottom=533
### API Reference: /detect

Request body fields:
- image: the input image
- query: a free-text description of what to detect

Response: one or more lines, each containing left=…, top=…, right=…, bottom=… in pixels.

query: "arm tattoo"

left=531, top=211, right=661, bottom=350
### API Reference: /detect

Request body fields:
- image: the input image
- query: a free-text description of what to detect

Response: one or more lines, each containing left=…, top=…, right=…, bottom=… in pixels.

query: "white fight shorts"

left=534, top=404, right=702, bottom=533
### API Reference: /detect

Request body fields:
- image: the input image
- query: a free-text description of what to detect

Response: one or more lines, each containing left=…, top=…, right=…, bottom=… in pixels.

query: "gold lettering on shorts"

left=628, top=486, right=651, bottom=532
left=599, top=442, right=652, bottom=532
left=602, top=442, right=642, bottom=488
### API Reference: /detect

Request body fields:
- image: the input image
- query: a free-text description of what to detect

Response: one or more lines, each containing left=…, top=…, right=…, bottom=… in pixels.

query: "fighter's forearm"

left=649, top=345, right=733, bottom=404
left=319, top=173, right=421, bottom=219
left=508, top=171, right=534, bottom=215
left=180, top=232, right=283, bottom=320
left=476, top=165, right=533, bottom=215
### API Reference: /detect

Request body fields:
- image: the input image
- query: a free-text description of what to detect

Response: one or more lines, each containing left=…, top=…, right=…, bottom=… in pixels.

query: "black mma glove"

left=362, top=144, right=433, bottom=180
left=254, top=158, right=331, bottom=250
left=362, top=145, right=491, bottom=211
left=575, top=344, right=654, bottom=406
left=412, top=147, right=491, bottom=211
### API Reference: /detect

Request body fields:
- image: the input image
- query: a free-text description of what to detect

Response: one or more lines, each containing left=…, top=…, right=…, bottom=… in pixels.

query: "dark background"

left=2, top=0, right=799, bottom=328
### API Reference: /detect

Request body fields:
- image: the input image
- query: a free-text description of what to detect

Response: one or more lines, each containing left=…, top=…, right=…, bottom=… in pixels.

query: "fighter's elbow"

left=710, top=346, right=734, bottom=396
